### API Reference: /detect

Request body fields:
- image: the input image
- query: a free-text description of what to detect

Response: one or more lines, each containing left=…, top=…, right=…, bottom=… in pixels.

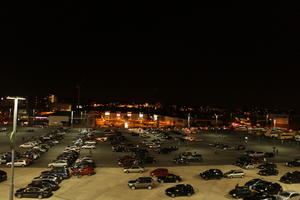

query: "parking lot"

left=1, top=127, right=300, bottom=199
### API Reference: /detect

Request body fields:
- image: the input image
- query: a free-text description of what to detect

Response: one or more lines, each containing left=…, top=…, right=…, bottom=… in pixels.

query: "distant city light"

left=105, top=111, right=110, bottom=116
left=139, top=113, right=144, bottom=118
left=127, top=112, right=132, bottom=117
left=124, top=122, right=128, bottom=128
left=154, top=114, right=158, bottom=121
left=116, top=113, right=121, bottom=117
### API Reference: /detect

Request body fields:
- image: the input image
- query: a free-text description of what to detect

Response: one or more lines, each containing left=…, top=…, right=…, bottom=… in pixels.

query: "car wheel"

left=241, top=175, right=244, bottom=178
left=171, top=194, right=175, bottom=198
left=230, top=176, right=233, bottom=179
left=125, top=171, right=129, bottom=173
left=139, top=171, right=143, bottom=174
left=131, top=186, right=136, bottom=190
left=38, top=194, right=43, bottom=199
left=148, top=186, right=152, bottom=189
left=187, top=193, right=191, bottom=196
left=21, top=165, right=25, bottom=167
left=175, top=179, right=179, bottom=183
left=16, top=193, right=22, bottom=198
left=160, top=180, right=164, bottom=183
left=7, top=164, right=11, bottom=167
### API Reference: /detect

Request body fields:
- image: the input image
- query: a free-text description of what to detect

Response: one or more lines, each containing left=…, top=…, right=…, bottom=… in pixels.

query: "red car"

left=71, top=166, right=95, bottom=177
left=150, top=168, right=169, bottom=177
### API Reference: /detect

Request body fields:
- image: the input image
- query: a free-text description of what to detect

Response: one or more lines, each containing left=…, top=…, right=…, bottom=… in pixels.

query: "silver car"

left=224, top=169, right=245, bottom=178
left=123, top=166, right=145, bottom=174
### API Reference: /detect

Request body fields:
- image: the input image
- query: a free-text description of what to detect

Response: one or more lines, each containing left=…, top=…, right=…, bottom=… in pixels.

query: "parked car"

left=276, top=190, right=300, bottom=200
left=223, top=169, right=245, bottom=178
left=123, top=166, right=145, bottom=174
left=157, top=174, right=182, bottom=183
left=173, top=157, right=189, bottom=164
left=252, top=182, right=282, bottom=195
left=244, top=178, right=268, bottom=190
left=71, top=166, right=95, bottom=177
left=258, top=163, right=277, bottom=169
left=33, top=175, right=61, bottom=184
left=286, top=159, right=300, bottom=167
left=48, top=160, right=69, bottom=168
left=15, top=187, right=52, bottom=199
left=280, top=171, right=300, bottom=184
left=200, top=169, right=223, bottom=180
left=6, top=159, right=29, bottom=167
left=42, top=167, right=71, bottom=179
left=243, top=192, right=276, bottom=200
left=81, top=144, right=96, bottom=149
left=229, top=186, right=253, bottom=199
left=150, top=168, right=169, bottom=177
left=165, top=184, right=194, bottom=198
left=242, top=163, right=257, bottom=169
left=127, top=177, right=155, bottom=190
left=258, top=168, right=279, bottom=176
left=0, top=170, right=7, bottom=182
left=28, top=180, right=60, bottom=191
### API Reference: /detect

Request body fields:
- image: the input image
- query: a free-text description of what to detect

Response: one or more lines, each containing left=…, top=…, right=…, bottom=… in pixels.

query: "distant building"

left=268, top=114, right=289, bottom=129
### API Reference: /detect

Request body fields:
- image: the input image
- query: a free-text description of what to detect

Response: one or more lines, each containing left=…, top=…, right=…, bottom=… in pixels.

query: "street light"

left=7, top=96, right=26, bottom=200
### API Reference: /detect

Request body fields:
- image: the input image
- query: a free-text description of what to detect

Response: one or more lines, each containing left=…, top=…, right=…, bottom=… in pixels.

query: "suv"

left=123, top=166, right=145, bottom=174
left=200, top=169, right=223, bottom=180
left=223, top=169, right=245, bottom=178
left=128, top=177, right=155, bottom=190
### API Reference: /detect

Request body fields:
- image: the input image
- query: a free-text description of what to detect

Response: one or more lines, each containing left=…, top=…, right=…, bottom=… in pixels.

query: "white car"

left=248, top=151, right=265, bottom=157
left=48, top=160, right=68, bottom=168
left=224, top=169, right=245, bottom=178
left=0, top=156, right=7, bottom=164
left=242, top=163, right=257, bottom=169
left=81, top=144, right=96, bottom=149
left=276, top=190, right=300, bottom=200
left=19, top=143, right=36, bottom=148
left=84, top=140, right=96, bottom=145
left=6, top=159, right=28, bottom=167
left=123, top=166, right=145, bottom=173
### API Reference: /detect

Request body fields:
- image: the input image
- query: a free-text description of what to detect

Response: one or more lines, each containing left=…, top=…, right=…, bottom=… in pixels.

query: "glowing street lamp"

left=7, top=96, right=26, bottom=200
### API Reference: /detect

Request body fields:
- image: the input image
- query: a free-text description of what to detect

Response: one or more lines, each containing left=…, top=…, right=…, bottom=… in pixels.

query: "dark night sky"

left=1, top=4, right=300, bottom=109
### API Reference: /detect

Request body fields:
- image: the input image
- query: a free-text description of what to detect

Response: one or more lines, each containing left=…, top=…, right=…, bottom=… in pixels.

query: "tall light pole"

left=7, top=96, right=26, bottom=200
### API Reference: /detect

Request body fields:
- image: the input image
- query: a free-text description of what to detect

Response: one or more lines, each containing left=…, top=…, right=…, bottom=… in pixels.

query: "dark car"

left=244, top=179, right=268, bottom=190
left=229, top=186, right=253, bottom=199
left=243, top=192, right=276, bottom=200
left=173, top=157, right=189, bottom=164
left=15, top=187, right=53, bottom=199
left=286, top=159, right=300, bottom=167
left=257, top=163, right=277, bottom=170
left=280, top=171, right=300, bottom=184
left=150, top=168, right=169, bottom=177
left=252, top=182, right=282, bottom=195
left=200, top=169, right=223, bottom=180
left=235, top=145, right=246, bottom=150
left=157, top=174, right=182, bottom=183
left=264, top=152, right=275, bottom=158
left=258, top=168, right=279, bottom=176
left=28, top=180, right=60, bottom=191
left=165, top=184, right=194, bottom=198
left=0, top=170, right=7, bottom=182
left=41, top=168, right=70, bottom=179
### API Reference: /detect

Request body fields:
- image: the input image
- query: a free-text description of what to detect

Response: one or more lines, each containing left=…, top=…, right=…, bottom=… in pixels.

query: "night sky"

left=1, top=5, right=300, bottom=109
